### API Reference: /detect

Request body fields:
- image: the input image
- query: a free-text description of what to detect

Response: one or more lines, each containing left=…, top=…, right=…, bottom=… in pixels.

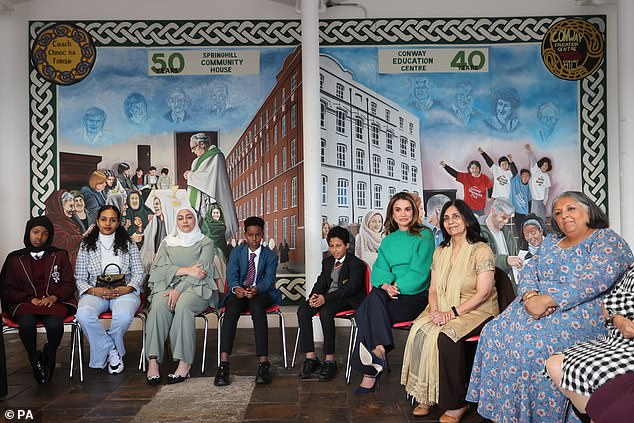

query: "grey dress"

left=145, top=237, right=218, bottom=364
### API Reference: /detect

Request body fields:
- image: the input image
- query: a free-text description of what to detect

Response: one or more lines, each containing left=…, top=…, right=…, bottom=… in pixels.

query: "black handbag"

left=96, top=263, right=127, bottom=290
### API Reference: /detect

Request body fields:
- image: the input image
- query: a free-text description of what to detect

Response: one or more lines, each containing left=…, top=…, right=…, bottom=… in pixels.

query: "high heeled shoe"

left=354, top=371, right=382, bottom=395
left=358, top=344, right=385, bottom=375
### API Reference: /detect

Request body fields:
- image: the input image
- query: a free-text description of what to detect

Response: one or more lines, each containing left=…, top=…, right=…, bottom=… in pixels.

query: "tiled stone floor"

left=0, top=327, right=485, bottom=422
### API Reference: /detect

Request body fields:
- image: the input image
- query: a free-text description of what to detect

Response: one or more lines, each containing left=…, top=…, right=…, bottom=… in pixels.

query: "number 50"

left=151, top=52, right=185, bottom=73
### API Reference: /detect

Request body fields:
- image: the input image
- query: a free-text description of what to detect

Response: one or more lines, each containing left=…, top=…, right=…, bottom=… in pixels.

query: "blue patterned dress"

left=466, top=228, right=632, bottom=423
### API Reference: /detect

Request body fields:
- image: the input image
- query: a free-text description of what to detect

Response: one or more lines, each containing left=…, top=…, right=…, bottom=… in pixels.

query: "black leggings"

left=16, top=314, right=64, bottom=367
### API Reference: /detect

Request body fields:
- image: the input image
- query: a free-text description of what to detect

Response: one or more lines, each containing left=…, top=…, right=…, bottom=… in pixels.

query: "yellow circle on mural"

left=541, top=18, right=604, bottom=81
left=31, top=23, right=96, bottom=86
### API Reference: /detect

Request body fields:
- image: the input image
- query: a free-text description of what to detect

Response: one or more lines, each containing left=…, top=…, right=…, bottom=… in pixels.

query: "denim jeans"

left=76, top=293, right=141, bottom=368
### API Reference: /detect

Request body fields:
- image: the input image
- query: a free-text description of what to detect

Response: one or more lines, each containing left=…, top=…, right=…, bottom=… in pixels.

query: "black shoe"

left=318, top=360, right=338, bottom=381
left=299, top=357, right=321, bottom=379
left=214, top=362, right=230, bottom=386
left=166, top=373, right=190, bottom=384
left=42, top=344, right=54, bottom=382
left=255, top=361, right=272, bottom=385
left=31, top=355, right=49, bottom=385
left=146, top=375, right=161, bottom=386
left=354, top=372, right=382, bottom=395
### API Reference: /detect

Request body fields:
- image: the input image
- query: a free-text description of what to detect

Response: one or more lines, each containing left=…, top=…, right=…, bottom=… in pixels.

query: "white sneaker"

left=107, top=348, right=124, bottom=375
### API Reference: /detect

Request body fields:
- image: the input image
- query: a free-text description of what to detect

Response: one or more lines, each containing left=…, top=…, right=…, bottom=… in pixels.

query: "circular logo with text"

left=31, top=23, right=96, bottom=85
left=541, top=18, right=604, bottom=81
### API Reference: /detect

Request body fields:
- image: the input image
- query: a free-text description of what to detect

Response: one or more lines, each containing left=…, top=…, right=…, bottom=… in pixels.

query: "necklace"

left=98, top=240, right=114, bottom=251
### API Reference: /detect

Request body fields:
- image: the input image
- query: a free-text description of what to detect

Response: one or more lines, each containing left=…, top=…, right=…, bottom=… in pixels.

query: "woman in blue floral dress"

left=467, top=191, right=632, bottom=423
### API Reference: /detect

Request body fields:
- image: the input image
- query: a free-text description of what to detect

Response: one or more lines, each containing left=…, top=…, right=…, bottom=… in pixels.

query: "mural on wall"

left=28, top=20, right=307, bottom=304
left=55, top=45, right=299, bottom=279
left=319, top=44, right=579, bottom=217
left=28, top=16, right=607, bottom=304
left=317, top=15, right=604, bottom=267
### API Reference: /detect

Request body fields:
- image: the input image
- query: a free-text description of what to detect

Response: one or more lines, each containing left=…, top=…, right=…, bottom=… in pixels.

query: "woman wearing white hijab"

left=139, top=193, right=178, bottom=272
left=145, top=206, right=218, bottom=385
left=355, top=211, right=384, bottom=269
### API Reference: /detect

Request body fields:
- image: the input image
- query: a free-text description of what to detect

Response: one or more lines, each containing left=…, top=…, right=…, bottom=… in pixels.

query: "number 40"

left=450, top=50, right=486, bottom=70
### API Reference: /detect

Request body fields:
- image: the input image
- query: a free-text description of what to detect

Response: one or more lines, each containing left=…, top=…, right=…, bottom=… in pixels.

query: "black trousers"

left=297, top=297, right=354, bottom=355
left=437, top=318, right=492, bottom=411
left=220, top=293, right=273, bottom=357
left=17, top=314, right=64, bottom=368
left=351, top=288, right=427, bottom=373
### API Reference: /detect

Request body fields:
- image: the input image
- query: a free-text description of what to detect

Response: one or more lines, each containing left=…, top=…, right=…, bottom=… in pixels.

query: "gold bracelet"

left=523, top=292, right=540, bottom=302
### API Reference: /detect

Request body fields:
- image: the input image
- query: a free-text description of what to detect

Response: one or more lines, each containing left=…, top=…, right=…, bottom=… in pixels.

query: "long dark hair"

left=82, top=205, right=131, bottom=255
left=384, top=192, right=429, bottom=237
left=439, top=199, right=486, bottom=248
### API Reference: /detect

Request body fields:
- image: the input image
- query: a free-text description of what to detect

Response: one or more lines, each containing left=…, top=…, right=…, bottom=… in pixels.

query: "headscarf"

left=140, top=193, right=181, bottom=271
left=146, top=193, right=179, bottom=234
left=521, top=213, right=547, bottom=255
left=23, top=216, right=57, bottom=253
left=356, top=211, right=384, bottom=255
left=125, top=190, right=154, bottom=236
left=104, top=169, right=117, bottom=189
left=201, top=203, right=230, bottom=259
left=163, top=206, right=205, bottom=247
left=521, top=214, right=546, bottom=233
left=0, top=216, right=59, bottom=312
left=44, top=190, right=82, bottom=265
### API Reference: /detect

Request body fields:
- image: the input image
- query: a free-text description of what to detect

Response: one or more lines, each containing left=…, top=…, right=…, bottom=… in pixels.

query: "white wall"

left=1, top=0, right=627, bottom=261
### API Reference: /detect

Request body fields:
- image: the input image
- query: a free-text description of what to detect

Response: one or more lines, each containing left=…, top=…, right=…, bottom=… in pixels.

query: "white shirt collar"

left=248, top=246, right=262, bottom=257
left=30, top=251, right=44, bottom=260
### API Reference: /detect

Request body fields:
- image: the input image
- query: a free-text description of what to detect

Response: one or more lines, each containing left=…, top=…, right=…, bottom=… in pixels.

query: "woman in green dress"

left=350, top=192, right=435, bottom=394
left=145, top=206, right=218, bottom=385
left=201, top=203, right=230, bottom=293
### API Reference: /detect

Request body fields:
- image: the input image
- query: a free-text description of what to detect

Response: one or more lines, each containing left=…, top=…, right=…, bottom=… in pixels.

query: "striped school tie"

left=244, top=252, right=256, bottom=287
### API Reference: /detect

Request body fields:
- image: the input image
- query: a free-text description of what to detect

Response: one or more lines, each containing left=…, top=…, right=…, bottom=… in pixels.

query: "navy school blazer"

left=224, top=244, right=280, bottom=304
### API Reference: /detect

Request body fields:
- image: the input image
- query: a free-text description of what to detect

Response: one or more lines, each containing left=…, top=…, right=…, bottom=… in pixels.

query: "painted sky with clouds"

left=57, top=46, right=294, bottom=147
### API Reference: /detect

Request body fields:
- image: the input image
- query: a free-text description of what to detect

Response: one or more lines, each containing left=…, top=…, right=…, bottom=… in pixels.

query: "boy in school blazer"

left=214, top=216, right=279, bottom=386
left=297, top=226, right=367, bottom=381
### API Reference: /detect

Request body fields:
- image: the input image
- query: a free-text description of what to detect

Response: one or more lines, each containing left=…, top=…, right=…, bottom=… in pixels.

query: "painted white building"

left=319, top=54, right=421, bottom=226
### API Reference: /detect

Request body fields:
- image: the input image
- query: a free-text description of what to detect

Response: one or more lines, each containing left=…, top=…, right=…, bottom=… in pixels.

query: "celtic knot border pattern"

left=319, top=17, right=559, bottom=45
left=28, top=16, right=608, bottom=215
